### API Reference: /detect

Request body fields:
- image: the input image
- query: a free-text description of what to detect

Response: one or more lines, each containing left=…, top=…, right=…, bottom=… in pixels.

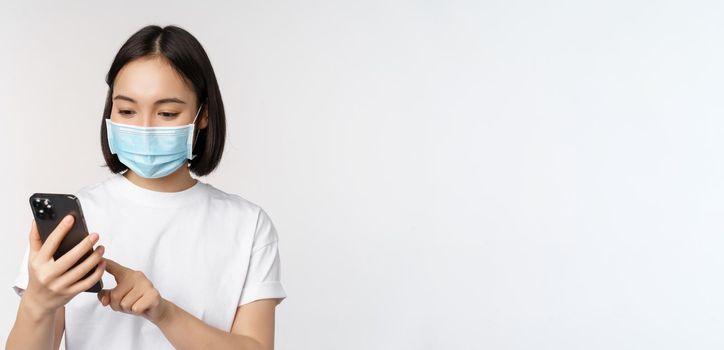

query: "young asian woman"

left=6, top=25, right=287, bottom=350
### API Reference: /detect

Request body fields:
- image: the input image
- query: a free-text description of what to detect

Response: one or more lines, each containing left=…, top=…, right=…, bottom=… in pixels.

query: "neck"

left=123, top=163, right=198, bottom=192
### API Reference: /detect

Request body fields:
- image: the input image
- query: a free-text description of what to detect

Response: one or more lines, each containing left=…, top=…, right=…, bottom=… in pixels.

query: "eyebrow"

left=113, top=95, right=186, bottom=105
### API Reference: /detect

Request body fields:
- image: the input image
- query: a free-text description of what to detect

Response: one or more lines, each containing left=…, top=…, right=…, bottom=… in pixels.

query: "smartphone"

left=29, top=193, right=103, bottom=293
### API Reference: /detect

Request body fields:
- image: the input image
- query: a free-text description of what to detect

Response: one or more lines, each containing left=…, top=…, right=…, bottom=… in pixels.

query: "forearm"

left=6, top=296, right=56, bottom=350
left=153, top=298, right=265, bottom=350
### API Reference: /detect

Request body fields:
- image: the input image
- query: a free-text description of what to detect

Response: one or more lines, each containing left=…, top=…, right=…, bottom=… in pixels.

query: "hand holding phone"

left=22, top=194, right=106, bottom=315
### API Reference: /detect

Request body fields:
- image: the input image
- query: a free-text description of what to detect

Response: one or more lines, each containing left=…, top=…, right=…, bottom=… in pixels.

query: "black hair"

left=100, top=25, right=226, bottom=176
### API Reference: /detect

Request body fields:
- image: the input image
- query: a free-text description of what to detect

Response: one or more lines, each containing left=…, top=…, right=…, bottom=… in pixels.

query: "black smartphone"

left=29, top=193, right=103, bottom=293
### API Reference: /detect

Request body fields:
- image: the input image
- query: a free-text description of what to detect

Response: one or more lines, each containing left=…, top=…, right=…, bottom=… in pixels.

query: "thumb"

left=28, top=220, right=42, bottom=255
left=97, top=289, right=111, bottom=306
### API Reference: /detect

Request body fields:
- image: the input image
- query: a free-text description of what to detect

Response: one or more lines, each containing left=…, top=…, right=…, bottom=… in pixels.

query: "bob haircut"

left=100, top=25, right=226, bottom=176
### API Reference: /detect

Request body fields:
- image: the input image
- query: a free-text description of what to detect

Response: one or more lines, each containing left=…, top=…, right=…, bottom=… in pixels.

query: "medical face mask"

left=105, top=103, right=204, bottom=179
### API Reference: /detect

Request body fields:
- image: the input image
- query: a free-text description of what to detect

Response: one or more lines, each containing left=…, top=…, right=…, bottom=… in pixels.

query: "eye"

left=118, top=109, right=135, bottom=117
left=159, top=112, right=180, bottom=118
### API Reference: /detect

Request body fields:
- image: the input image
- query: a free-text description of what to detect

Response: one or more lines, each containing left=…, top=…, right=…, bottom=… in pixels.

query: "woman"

left=6, top=25, right=287, bottom=350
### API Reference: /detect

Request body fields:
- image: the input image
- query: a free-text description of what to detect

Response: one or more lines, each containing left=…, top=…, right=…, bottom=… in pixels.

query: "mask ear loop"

left=188, top=102, right=205, bottom=160
left=191, top=102, right=203, bottom=125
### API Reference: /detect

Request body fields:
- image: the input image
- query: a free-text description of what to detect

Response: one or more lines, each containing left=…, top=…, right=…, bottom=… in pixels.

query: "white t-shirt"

left=11, top=174, right=287, bottom=349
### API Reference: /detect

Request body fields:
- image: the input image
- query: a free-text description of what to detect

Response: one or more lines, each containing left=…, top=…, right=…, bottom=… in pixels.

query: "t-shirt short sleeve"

left=238, top=208, right=287, bottom=306
left=12, top=243, right=31, bottom=298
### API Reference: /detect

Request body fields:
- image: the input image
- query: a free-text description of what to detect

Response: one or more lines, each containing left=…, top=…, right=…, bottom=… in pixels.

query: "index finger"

left=103, top=258, right=127, bottom=277
left=38, top=214, right=74, bottom=260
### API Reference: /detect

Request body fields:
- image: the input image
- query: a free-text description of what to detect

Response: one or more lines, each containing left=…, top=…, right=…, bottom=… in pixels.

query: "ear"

left=198, top=104, right=209, bottom=129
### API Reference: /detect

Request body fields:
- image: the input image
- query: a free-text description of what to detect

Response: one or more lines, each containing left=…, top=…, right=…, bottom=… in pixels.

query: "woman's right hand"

left=22, top=215, right=106, bottom=317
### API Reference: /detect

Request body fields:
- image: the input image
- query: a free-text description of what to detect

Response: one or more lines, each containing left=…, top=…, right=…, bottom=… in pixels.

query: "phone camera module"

left=33, top=198, right=55, bottom=220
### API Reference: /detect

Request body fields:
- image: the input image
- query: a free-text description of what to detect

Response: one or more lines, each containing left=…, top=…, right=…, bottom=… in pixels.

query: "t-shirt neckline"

left=110, top=173, right=206, bottom=208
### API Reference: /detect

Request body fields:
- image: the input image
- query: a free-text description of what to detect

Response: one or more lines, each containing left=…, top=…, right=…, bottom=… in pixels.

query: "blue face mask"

left=105, top=103, right=204, bottom=179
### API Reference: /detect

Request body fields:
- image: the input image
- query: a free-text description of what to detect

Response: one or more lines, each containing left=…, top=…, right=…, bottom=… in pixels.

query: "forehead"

left=112, top=56, right=195, bottom=103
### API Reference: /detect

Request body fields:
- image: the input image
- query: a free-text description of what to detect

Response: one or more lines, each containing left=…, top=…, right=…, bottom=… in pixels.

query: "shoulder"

left=200, top=182, right=265, bottom=217
left=199, top=182, right=277, bottom=236
left=204, top=183, right=279, bottom=249
left=72, top=174, right=119, bottom=205
left=201, top=183, right=278, bottom=243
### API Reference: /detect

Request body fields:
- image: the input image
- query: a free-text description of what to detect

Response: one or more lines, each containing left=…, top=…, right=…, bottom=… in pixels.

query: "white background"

left=2, top=0, right=724, bottom=349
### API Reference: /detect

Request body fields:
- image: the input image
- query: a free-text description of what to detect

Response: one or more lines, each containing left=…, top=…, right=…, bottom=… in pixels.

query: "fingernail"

left=63, top=215, right=73, bottom=225
left=97, top=245, right=105, bottom=253
left=89, top=233, right=99, bottom=242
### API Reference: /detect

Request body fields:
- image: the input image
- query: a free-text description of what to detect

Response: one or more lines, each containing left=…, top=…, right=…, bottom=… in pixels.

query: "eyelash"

left=118, top=110, right=179, bottom=118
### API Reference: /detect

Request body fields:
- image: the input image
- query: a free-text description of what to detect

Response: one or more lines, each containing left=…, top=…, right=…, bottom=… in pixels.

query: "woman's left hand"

left=97, top=258, right=169, bottom=324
